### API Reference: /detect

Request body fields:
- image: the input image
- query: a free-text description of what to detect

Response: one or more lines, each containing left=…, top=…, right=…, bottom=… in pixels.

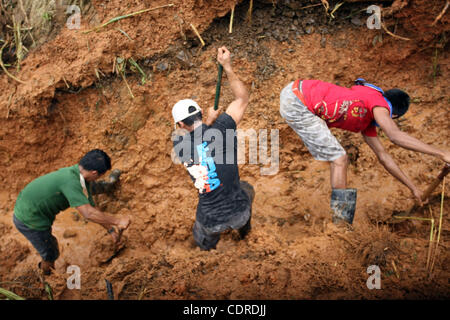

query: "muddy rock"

left=63, top=230, right=77, bottom=238
left=156, top=61, right=169, bottom=72
left=176, top=50, right=192, bottom=68
left=351, top=17, right=364, bottom=27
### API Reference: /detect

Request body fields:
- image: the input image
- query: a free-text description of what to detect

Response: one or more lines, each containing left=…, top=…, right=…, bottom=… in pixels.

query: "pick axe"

left=389, top=164, right=449, bottom=224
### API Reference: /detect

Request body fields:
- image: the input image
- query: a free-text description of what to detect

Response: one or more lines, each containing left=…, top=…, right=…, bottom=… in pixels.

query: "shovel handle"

left=397, top=165, right=449, bottom=219
left=214, top=64, right=223, bottom=110
left=420, top=164, right=450, bottom=202
left=407, top=165, right=449, bottom=214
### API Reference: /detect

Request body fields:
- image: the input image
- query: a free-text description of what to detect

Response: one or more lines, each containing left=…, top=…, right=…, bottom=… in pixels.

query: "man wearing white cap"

left=171, top=46, right=254, bottom=251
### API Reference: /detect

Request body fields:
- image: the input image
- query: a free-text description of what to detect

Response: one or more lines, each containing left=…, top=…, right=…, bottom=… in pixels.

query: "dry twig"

left=429, top=177, right=446, bottom=275
left=229, top=5, right=235, bottom=34
left=0, top=41, right=26, bottom=84
left=431, top=0, right=449, bottom=26
left=382, top=22, right=411, bottom=41
left=83, top=4, right=174, bottom=34
left=190, top=23, right=205, bottom=47
left=246, top=0, right=253, bottom=24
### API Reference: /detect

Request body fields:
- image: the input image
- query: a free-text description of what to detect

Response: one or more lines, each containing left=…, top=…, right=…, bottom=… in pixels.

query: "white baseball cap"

left=172, top=99, right=202, bottom=124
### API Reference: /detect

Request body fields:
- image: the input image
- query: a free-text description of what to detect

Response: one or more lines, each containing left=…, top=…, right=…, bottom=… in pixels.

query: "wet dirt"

left=0, top=0, right=449, bottom=299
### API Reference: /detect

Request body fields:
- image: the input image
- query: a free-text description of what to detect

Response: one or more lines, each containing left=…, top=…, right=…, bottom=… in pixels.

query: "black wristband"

left=107, top=227, right=115, bottom=234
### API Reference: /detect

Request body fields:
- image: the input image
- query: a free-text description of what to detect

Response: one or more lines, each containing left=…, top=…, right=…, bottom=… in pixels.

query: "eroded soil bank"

left=0, top=0, right=448, bottom=299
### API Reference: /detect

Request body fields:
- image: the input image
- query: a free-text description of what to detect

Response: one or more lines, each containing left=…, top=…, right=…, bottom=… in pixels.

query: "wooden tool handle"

left=406, top=164, right=449, bottom=215
left=422, top=165, right=449, bottom=199
left=390, top=165, right=449, bottom=223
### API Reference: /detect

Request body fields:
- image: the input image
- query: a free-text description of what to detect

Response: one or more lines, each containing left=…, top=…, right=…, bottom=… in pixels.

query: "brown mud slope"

left=0, top=0, right=449, bottom=299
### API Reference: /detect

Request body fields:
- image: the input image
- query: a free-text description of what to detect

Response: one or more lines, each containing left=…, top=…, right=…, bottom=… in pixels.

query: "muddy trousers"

left=193, top=181, right=255, bottom=251
left=13, top=215, right=59, bottom=262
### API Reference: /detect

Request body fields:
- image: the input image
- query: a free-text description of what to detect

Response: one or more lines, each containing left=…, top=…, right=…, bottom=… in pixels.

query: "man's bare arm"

left=363, top=134, right=423, bottom=204
left=76, top=204, right=130, bottom=233
left=373, top=107, right=449, bottom=162
left=217, top=46, right=249, bottom=126
left=205, top=107, right=221, bottom=126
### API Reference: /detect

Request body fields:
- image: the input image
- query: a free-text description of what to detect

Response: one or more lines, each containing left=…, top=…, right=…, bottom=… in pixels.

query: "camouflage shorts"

left=279, top=81, right=346, bottom=161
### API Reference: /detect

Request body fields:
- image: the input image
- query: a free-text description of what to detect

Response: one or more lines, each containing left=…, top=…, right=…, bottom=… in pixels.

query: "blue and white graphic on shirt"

left=184, top=142, right=221, bottom=194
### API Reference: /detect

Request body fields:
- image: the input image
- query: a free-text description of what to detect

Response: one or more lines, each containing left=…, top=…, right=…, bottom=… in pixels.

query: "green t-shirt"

left=14, top=164, right=95, bottom=231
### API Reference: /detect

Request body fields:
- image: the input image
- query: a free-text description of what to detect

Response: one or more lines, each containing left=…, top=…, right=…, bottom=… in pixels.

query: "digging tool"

left=214, top=64, right=223, bottom=111
left=389, top=164, right=449, bottom=223
left=105, top=279, right=114, bottom=300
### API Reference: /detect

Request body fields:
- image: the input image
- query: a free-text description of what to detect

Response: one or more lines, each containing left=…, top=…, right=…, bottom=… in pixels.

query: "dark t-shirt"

left=173, top=113, right=250, bottom=228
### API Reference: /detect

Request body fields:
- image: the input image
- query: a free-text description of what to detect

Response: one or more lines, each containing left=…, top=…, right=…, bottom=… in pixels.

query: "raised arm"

left=217, top=46, right=249, bottom=126
left=373, top=107, right=450, bottom=163
left=363, top=134, right=423, bottom=205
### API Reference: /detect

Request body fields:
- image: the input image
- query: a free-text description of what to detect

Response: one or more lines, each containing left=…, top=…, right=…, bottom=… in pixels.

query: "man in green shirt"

left=13, top=149, right=131, bottom=275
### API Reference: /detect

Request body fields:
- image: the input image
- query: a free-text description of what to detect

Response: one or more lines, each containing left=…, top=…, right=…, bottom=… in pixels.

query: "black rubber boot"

left=330, top=188, right=357, bottom=225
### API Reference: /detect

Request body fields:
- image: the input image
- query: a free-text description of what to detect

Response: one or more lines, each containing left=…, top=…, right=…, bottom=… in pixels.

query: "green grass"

left=42, top=12, right=53, bottom=22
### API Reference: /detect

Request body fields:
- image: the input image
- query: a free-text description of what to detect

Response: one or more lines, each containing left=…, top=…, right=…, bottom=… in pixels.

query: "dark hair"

left=383, top=89, right=410, bottom=118
left=79, top=149, right=111, bottom=174
left=180, top=106, right=202, bottom=126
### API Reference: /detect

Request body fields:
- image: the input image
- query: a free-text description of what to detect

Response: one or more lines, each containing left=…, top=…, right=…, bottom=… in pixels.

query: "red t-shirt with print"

left=301, top=80, right=391, bottom=137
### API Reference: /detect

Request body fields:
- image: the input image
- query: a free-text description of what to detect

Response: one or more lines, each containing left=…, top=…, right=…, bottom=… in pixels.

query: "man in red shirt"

left=280, top=79, right=450, bottom=225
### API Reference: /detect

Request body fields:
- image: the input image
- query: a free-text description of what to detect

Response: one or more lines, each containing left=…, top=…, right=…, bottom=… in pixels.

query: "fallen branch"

left=62, top=75, right=70, bottom=89
left=391, top=260, right=400, bottom=279
left=382, top=22, right=411, bottom=41
left=0, top=42, right=26, bottom=84
left=95, top=68, right=100, bottom=80
left=121, top=73, right=134, bottom=98
left=330, top=2, right=345, bottom=19
left=392, top=216, right=432, bottom=221
left=190, top=23, right=205, bottom=47
left=83, top=4, right=174, bottom=34
left=321, top=0, right=330, bottom=13
left=431, top=0, right=449, bottom=26
left=298, top=3, right=323, bottom=11
left=246, top=0, right=253, bottom=24
left=12, top=15, right=24, bottom=71
left=18, top=0, right=36, bottom=47
left=116, top=58, right=135, bottom=99
left=229, top=5, right=235, bottom=34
